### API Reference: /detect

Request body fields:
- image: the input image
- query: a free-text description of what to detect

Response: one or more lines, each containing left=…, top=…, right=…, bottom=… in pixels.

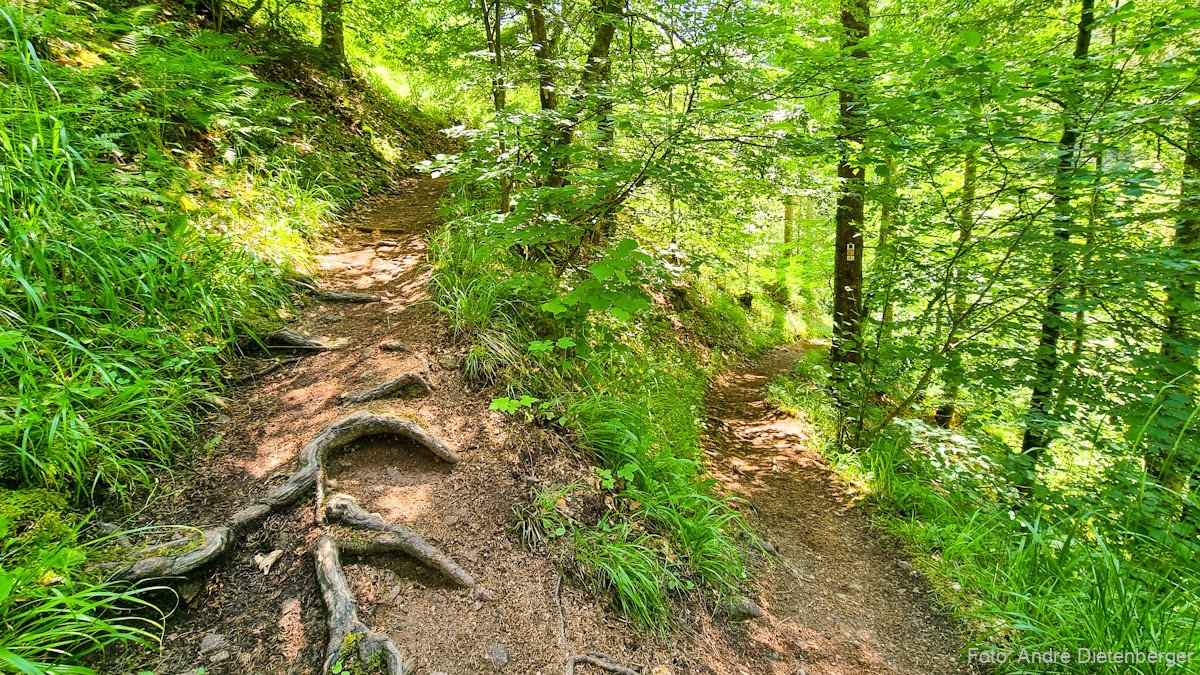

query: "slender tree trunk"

left=783, top=196, right=794, bottom=247
left=1017, top=0, right=1093, bottom=497
left=1148, top=109, right=1200, bottom=504
left=538, top=0, right=622, bottom=190
left=936, top=149, right=976, bottom=427
left=832, top=0, right=869, bottom=400
left=877, top=156, right=896, bottom=332
left=320, top=0, right=346, bottom=66
left=481, top=0, right=510, bottom=211
left=525, top=0, right=557, bottom=113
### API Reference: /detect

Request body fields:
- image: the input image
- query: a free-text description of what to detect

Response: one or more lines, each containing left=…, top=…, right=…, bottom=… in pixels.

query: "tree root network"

left=109, top=411, right=473, bottom=673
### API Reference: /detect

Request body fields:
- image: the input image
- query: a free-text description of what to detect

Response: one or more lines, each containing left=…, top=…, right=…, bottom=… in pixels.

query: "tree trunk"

left=1017, top=0, right=1093, bottom=497
left=320, top=0, right=346, bottom=66
left=832, top=0, right=869, bottom=385
left=481, top=0, right=510, bottom=212
left=935, top=149, right=976, bottom=427
left=783, top=196, right=794, bottom=247
left=541, top=0, right=623, bottom=189
left=525, top=0, right=557, bottom=113
left=877, top=157, right=896, bottom=332
left=1148, top=109, right=1200, bottom=505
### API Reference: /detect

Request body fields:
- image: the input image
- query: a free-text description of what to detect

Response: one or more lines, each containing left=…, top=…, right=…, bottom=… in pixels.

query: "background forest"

left=0, top=0, right=1197, bottom=669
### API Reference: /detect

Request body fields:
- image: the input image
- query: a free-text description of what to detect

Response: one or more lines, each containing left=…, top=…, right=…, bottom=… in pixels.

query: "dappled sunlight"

left=277, top=597, right=308, bottom=662
left=370, top=484, right=435, bottom=523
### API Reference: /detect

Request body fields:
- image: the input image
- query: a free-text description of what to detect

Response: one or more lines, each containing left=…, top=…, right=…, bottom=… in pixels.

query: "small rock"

left=474, top=587, right=493, bottom=601
left=465, top=549, right=480, bottom=563
left=213, top=414, right=232, bottom=425
left=371, top=485, right=387, bottom=495
left=488, top=644, right=509, bottom=669
left=437, top=355, right=460, bottom=370
left=724, top=596, right=764, bottom=621
left=179, top=579, right=205, bottom=604
left=897, top=560, right=915, bottom=573
left=208, top=650, right=231, bottom=664
left=651, top=667, right=675, bottom=675
left=326, top=479, right=340, bottom=490
left=199, top=633, right=227, bottom=654
left=325, top=313, right=344, bottom=323
left=444, top=514, right=460, bottom=527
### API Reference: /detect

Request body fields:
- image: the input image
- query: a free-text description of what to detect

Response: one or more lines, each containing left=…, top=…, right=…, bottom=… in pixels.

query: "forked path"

left=704, top=346, right=975, bottom=675
left=111, top=179, right=970, bottom=674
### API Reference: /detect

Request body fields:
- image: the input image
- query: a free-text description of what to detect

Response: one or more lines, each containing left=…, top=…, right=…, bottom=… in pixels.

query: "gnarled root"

left=313, top=289, right=383, bottom=303
left=287, top=274, right=382, bottom=304
left=267, top=328, right=348, bottom=351
left=565, top=652, right=641, bottom=675
left=315, top=535, right=415, bottom=675
left=337, top=373, right=433, bottom=404
left=110, top=527, right=232, bottom=583
left=326, top=493, right=475, bottom=588
left=111, top=412, right=459, bottom=584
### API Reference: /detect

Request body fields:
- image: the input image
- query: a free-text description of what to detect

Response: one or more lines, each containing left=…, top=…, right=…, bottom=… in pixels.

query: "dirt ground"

left=103, top=177, right=971, bottom=675
left=702, top=345, right=976, bottom=675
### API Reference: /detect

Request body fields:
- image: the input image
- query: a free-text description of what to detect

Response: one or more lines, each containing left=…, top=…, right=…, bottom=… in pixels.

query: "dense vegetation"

left=1, top=0, right=1197, bottom=669
left=0, top=2, right=439, bottom=669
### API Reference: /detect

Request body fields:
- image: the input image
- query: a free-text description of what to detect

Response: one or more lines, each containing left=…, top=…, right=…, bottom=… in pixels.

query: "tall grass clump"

left=0, top=489, right=162, bottom=673
left=0, top=4, right=352, bottom=496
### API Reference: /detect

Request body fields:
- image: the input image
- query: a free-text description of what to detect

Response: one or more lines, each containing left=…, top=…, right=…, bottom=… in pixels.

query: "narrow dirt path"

left=109, top=177, right=683, bottom=675
left=703, top=345, right=974, bottom=675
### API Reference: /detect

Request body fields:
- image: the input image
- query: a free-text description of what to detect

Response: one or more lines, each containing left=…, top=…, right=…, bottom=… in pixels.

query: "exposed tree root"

left=565, top=652, right=641, bottom=675
left=338, top=372, right=433, bottom=404
left=111, top=527, right=232, bottom=583
left=287, top=274, right=383, bottom=304
left=111, top=412, right=459, bottom=584
left=315, top=535, right=416, bottom=675
left=315, top=289, right=383, bottom=303
left=267, top=328, right=348, bottom=351
left=326, top=493, right=476, bottom=588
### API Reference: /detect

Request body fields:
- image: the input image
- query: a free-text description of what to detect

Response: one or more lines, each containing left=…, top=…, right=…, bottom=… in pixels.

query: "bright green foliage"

left=0, top=490, right=161, bottom=673
left=431, top=217, right=769, bottom=629
left=0, top=0, right=438, bottom=668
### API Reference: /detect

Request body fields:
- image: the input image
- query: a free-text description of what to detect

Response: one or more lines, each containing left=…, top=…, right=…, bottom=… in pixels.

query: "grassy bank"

left=0, top=0, right=441, bottom=669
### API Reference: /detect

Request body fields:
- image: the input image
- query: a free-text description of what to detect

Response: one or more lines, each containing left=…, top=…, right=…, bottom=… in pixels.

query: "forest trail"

left=112, top=179, right=969, bottom=675
left=705, top=346, right=975, bottom=675
left=113, top=177, right=684, bottom=674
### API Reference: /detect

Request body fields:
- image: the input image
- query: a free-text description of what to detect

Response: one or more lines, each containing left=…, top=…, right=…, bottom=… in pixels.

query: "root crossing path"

left=112, top=178, right=681, bottom=675
left=704, top=345, right=975, bottom=675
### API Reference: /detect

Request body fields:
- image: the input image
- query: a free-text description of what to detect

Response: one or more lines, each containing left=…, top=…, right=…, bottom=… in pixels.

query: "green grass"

left=0, top=1, right=444, bottom=668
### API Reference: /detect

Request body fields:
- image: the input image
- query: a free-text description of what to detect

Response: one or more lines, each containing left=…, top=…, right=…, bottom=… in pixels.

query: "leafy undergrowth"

left=428, top=206, right=799, bottom=632
left=0, top=0, right=444, bottom=669
left=769, top=352, right=1200, bottom=674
